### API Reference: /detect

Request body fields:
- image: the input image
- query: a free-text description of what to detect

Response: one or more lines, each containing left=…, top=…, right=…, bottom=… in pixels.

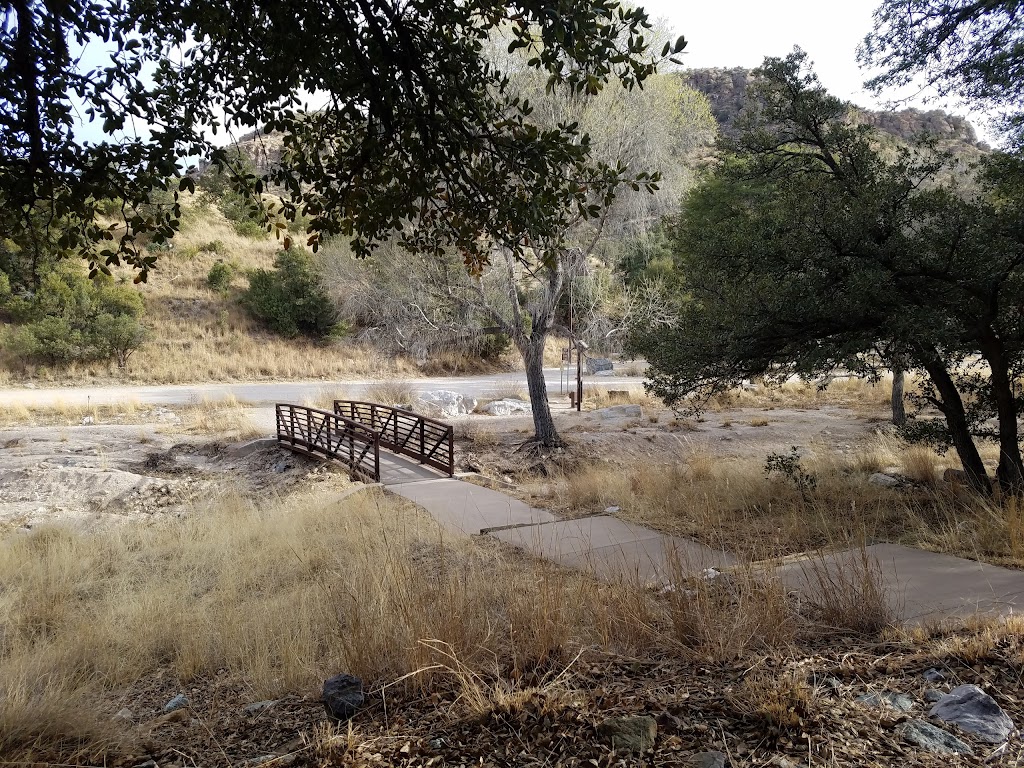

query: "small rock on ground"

left=243, top=700, right=278, bottom=714
left=923, top=668, right=946, bottom=683
left=897, top=719, right=974, bottom=755
left=689, top=751, right=726, bottom=768
left=856, top=691, right=914, bottom=712
left=868, top=472, right=901, bottom=487
left=929, top=684, right=1014, bottom=743
left=323, top=673, right=364, bottom=722
left=924, top=689, right=945, bottom=704
left=163, top=694, right=188, bottom=713
left=598, top=715, right=657, bottom=752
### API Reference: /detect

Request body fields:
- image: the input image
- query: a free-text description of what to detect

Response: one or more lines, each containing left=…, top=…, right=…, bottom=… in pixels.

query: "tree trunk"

left=920, top=354, right=991, bottom=495
left=980, top=337, right=1024, bottom=495
left=521, top=335, right=561, bottom=446
left=891, top=365, right=906, bottom=427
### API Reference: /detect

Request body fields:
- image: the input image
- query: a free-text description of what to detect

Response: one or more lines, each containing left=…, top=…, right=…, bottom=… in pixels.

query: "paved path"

left=376, top=453, right=1024, bottom=623
left=0, top=369, right=640, bottom=408
left=381, top=451, right=737, bottom=582
left=776, top=543, right=1024, bottom=624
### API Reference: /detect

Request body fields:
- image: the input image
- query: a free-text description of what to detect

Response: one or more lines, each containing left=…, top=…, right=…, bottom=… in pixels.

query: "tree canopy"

left=1, top=0, right=681, bottom=281
left=860, top=0, right=1024, bottom=140
left=629, top=50, right=1024, bottom=495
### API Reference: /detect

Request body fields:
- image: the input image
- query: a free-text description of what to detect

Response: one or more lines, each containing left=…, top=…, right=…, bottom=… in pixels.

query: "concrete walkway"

left=376, top=452, right=1024, bottom=624
left=382, top=452, right=736, bottom=581
left=776, top=543, right=1024, bottom=624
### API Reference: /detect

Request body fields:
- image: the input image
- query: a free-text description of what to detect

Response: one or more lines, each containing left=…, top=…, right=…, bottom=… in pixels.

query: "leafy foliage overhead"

left=861, top=0, right=1024, bottom=138
left=1, top=0, right=679, bottom=278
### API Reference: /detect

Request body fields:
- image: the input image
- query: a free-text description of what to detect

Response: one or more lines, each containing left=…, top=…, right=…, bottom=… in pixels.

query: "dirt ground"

left=0, top=419, right=343, bottom=533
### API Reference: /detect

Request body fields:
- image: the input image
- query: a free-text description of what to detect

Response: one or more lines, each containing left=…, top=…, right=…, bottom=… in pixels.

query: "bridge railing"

left=334, top=400, right=454, bottom=476
left=275, top=404, right=381, bottom=482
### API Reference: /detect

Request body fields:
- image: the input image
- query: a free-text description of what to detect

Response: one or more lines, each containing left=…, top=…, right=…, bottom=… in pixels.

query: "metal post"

left=576, top=342, right=582, bottom=412
left=419, top=419, right=425, bottom=463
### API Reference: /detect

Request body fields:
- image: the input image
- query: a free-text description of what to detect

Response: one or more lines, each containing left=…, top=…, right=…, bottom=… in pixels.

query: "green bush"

left=7, top=265, right=148, bottom=368
left=242, top=246, right=336, bottom=339
left=207, top=261, right=235, bottom=294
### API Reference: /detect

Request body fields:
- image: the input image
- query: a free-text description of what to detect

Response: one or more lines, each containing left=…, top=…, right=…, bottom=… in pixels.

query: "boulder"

left=897, top=719, right=974, bottom=754
left=868, top=473, right=901, bottom=488
left=929, top=684, right=1014, bottom=743
left=485, top=398, right=531, bottom=417
left=585, top=357, right=614, bottom=375
left=323, top=673, right=364, bottom=722
left=417, top=390, right=475, bottom=418
left=598, top=715, right=657, bottom=752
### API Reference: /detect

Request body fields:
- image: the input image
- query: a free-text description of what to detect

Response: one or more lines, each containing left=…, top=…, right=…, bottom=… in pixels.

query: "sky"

left=636, top=0, right=993, bottom=140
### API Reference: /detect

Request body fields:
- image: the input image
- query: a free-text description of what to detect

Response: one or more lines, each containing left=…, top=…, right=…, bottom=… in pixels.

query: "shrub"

left=207, top=261, right=235, bottom=294
left=6, top=265, right=148, bottom=368
left=242, top=246, right=336, bottom=339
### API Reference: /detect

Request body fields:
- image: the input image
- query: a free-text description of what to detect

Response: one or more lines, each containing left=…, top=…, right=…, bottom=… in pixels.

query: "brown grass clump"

left=586, top=385, right=660, bottom=409
left=178, top=395, right=264, bottom=439
left=901, top=445, right=942, bottom=486
left=363, top=380, right=417, bottom=406
left=799, top=545, right=897, bottom=634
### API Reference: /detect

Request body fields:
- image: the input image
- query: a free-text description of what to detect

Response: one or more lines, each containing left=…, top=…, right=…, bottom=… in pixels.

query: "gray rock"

left=243, top=700, right=278, bottom=714
left=924, top=688, right=945, bottom=704
left=923, top=668, right=946, bottom=683
left=929, top=684, right=1014, bottom=743
left=112, top=707, right=133, bottom=722
left=868, top=472, right=901, bottom=487
left=604, top=505, right=621, bottom=513
left=897, top=719, right=974, bottom=754
left=323, top=673, right=364, bottom=722
left=163, top=693, right=188, bottom=713
left=689, top=751, right=726, bottom=768
left=273, top=461, right=289, bottom=474
left=598, top=715, right=657, bottom=752
left=857, top=691, right=914, bottom=712
left=485, top=398, right=531, bottom=417
left=586, top=357, right=614, bottom=375
left=595, top=404, right=643, bottom=419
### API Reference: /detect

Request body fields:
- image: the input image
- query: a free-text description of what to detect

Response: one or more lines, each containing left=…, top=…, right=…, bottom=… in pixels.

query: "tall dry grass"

left=551, top=437, right=1024, bottom=565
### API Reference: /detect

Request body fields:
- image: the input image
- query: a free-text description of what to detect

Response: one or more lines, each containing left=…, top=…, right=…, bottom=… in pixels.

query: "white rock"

left=485, top=398, right=532, bottom=416
left=416, top=390, right=474, bottom=418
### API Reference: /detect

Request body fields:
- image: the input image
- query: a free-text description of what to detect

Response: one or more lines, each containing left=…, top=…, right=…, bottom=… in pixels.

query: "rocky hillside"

left=684, top=67, right=989, bottom=152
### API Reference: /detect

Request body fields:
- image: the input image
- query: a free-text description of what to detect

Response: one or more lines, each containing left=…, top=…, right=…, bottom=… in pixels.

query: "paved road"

left=0, top=369, right=643, bottom=408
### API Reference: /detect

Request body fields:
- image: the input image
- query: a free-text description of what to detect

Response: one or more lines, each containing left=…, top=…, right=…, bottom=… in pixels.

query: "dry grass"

left=363, top=380, right=417, bottom=406
left=585, top=385, right=660, bottom=409
left=178, top=395, right=265, bottom=439
left=548, top=437, right=1024, bottom=565
left=706, top=376, right=898, bottom=412
left=0, top=399, right=136, bottom=427
left=484, top=383, right=530, bottom=402
left=0, top=476, right=902, bottom=761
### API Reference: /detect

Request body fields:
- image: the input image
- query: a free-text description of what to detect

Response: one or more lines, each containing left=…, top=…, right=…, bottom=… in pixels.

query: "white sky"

left=638, top=0, right=994, bottom=140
